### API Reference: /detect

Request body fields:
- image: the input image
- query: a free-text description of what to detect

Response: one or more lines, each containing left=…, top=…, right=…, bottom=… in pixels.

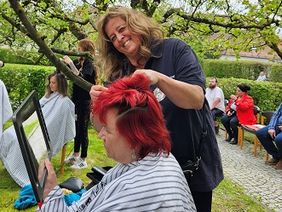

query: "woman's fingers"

left=90, top=85, right=108, bottom=101
left=134, top=69, right=159, bottom=85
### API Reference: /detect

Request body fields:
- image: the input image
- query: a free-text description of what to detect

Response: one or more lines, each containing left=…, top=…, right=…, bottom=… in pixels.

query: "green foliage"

left=0, top=48, right=34, bottom=65
left=212, top=177, right=270, bottom=212
left=203, top=59, right=278, bottom=81
left=0, top=63, right=55, bottom=110
left=213, top=77, right=282, bottom=111
left=269, top=63, right=282, bottom=82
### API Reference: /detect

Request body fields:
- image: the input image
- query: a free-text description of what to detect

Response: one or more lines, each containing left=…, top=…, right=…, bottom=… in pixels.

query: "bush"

left=0, top=48, right=35, bottom=65
left=0, top=63, right=55, bottom=109
left=268, top=63, right=282, bottom=82
left=0, top=48, right=52, bottom=65
left=213, top=77, right=282, bottom=111
left=202, top=59, right=281, bottom=81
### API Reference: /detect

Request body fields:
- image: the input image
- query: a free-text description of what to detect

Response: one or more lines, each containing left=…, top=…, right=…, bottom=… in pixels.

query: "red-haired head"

left=92, top=74, right=171, bottom=161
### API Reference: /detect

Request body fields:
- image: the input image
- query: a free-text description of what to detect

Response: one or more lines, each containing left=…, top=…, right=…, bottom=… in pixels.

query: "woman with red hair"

left=38, top=74, right=196, bottom=211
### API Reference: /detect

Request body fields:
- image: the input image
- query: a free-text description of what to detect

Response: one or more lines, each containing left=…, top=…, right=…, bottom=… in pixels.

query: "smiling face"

left=49, top=75, right=58, bottom=92
left=98, top=108, right=134, bottom=164
left=104, top=17, right=142, bottom=61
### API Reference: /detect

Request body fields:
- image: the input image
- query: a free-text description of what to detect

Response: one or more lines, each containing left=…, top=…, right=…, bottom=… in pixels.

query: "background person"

left=221, top=84, right=256, bottom=144
left=39, top=74, right=196, bottom=211
left=256, top=103, right=282, bottom=169
left=0, top=71, right=75, bottom=187
left=90, top=6, right=223, bottom=212
left=221, top=94, right=237, bottom=141
left=256, top=71, right=267, bottom=81
left=205, top=77, right=225, bottom=134
left=63, top=38, right=97, bottom=169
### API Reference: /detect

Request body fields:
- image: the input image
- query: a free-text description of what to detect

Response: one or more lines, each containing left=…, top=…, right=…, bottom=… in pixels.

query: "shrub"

left=212, top=77, right=282, bottom=111
left=202, top=59, right=280, bottom=81
left=268, top=63, right=282, bottom=82
left=0, top=63, right=55, bottom=109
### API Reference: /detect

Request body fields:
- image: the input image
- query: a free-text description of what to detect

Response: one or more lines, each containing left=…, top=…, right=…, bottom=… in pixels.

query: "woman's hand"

left=133, top=69, right=204, bottom=109
left=38, top=160, right=58, bottom=199
left=133, top=69, right=159, bottom=85
left=90, top=85, right=108, bottom=101
left=268, top=129, right=276, bottom=139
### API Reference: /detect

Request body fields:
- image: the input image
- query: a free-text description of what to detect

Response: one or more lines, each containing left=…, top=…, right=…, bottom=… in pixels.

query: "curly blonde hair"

left=96, top=6, right=163, bottom=81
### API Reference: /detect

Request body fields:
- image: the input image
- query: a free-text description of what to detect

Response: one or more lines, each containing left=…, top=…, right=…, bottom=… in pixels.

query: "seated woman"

left=0, top=71, right=75, bottom=187
left=39, top=74, right=196, bottom=211
left=256, top=103, right=282, bottom=170
left=221, top=84, right=256, bottom=144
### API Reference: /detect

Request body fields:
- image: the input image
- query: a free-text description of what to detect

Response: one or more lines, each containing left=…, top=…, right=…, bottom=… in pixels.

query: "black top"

left=122, top=38, right=224, bottom=192
left=72, top=58, right=96, bottom=104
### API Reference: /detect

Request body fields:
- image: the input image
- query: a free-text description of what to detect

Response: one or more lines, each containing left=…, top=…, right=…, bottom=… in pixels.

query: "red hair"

left=92, top=74, right=171, bottom=159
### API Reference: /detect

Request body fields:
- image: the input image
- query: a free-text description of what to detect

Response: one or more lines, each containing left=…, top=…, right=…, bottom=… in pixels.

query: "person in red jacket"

left=222, top=84, right=256, bottom=144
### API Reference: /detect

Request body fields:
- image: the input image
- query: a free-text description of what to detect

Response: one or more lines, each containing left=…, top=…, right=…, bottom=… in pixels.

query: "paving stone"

left=216, top=130, right=282, bottom=211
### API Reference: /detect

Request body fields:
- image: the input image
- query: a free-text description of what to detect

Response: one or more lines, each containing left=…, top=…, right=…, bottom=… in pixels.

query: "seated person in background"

left=221, top=84, right=256, bottom=144
left=205, top=77, right=225, bottom=134
left=256, top=103, right=282, bottom=170
left=221, top=94, right=237, bottom=141
left=39, top=72, right=76, bottom=155
left=0, top=71, right=75, bottom=187
left=226, top=95, right=237, bottom=116
left=256, top=71, right=267, bottom=81
left=38, top=74, right=196, bottom=211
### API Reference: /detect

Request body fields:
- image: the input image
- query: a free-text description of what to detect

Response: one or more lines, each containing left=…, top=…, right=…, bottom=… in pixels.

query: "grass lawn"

left=0, top=128, right=271, bottom=211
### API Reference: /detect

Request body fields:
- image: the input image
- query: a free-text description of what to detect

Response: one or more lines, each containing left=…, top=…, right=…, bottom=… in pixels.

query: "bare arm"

left=211, top=97, right=221, bottom=110
left=134, top=69, right=204, bottom=109
left=62, top=56, right=79, bottom=76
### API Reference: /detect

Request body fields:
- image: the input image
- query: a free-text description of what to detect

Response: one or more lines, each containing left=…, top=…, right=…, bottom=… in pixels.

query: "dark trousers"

left=256, top=127, right=282, bottom=159
left=211, top=108, right=224, bottom=121
left=221, top=114, right=239, bottom=141
left=191, top=190, right=212, bottom=212
left=74, top=102, right=90, bottom=158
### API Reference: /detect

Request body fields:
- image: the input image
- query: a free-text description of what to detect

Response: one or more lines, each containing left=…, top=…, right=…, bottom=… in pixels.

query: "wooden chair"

left=254, top=111, right=274, bottom=160
left=238, top=109, right=274, bottom=160
left=237, top=105, right=261, bottom=151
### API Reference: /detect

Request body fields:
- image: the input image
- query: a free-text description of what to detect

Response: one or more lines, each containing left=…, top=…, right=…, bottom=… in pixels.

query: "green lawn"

left=0, top=128, right=271, bottom=211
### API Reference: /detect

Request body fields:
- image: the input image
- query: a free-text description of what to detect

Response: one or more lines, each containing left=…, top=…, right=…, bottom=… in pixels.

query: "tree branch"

left=162, top=8, right=280, bottom=30
left=8, top=0, right=92, bottom=92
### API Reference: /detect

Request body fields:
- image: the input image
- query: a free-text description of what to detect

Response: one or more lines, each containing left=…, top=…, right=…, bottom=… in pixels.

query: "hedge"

left=1, top=63, right=281, bottom=112
left=214, top=77, right=282, bottom=111
left=0, top=63, right=55, bottom=110
left=203, top=59, right=282, bottom=83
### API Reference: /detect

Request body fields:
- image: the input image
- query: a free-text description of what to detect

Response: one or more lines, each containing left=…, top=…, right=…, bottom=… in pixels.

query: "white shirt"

left=256, top=75, right=267, bottom=81
left=39, top=153, right=196, bottom=212
left=205, top=86, right=225, bottom=112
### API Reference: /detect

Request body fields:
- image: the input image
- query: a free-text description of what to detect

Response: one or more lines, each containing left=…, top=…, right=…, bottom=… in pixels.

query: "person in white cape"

left=0, top=72, right=75, bottom=187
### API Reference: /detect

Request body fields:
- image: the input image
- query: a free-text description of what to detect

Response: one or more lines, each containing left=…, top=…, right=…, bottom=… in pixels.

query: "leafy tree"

left=1, top=0, right=281, bottom=91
